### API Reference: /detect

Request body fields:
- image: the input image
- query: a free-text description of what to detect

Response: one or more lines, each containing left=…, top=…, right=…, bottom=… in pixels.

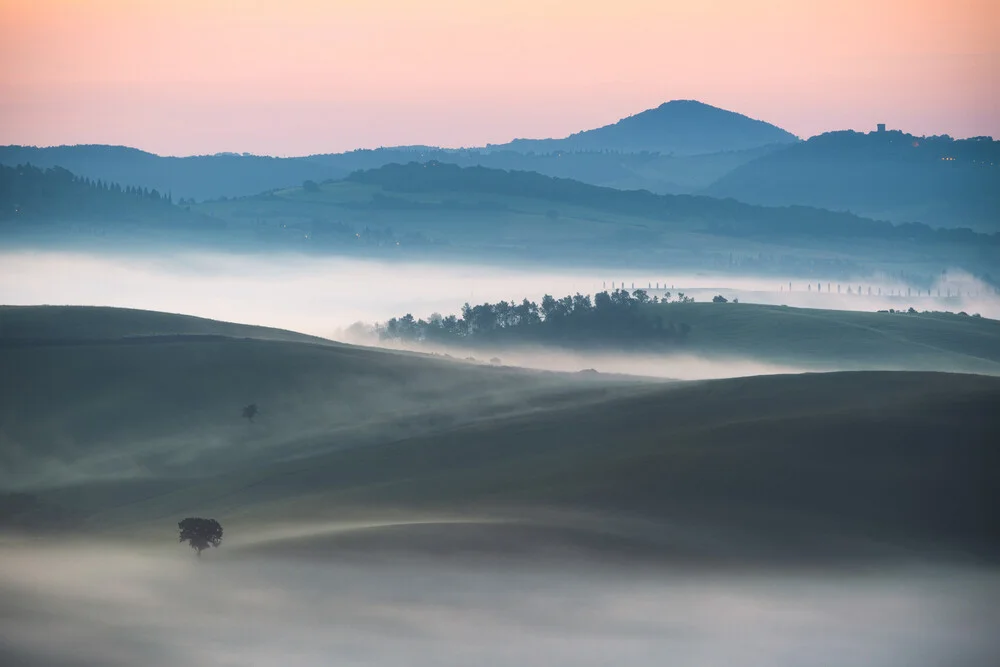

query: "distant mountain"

left=0, top=144, right=349, bottom=203
left=0, top=101, right=796, bottom=202
left=499, top=100, right=799, bottom=155
left=707, top=130, right=1000, bottom=231
left=0, top=142, right=777, bottom=203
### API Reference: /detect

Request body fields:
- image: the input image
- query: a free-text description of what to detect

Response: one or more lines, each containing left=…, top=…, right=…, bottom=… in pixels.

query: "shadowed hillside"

left=0, top=306, right=648, bottom=493
left=2, top=307, right=998, bottom=566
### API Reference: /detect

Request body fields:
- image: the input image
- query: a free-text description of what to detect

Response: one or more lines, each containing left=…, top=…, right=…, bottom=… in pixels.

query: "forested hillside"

left=0, top=164, right=205, bottom=224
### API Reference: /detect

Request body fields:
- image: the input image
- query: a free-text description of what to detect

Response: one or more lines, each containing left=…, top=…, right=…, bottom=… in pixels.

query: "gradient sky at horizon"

left=1, top=0, right=997, bottom=156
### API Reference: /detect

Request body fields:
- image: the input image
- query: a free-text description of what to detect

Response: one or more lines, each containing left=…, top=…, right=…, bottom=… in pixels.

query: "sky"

left=1, top=0, right=997, bottom=156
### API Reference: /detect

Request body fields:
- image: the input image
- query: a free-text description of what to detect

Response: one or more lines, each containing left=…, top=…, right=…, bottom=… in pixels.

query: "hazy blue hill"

left=344, top=161, right=994, bottom=246
left=502, top=100, right=799, bottom=155
left=0, top=101, right=798, bottom=201
left=0, top=144, right=350, bottom=203
left=707, top=130, right=1000, bottom=230
left=0, top=142, right=776, bottom=202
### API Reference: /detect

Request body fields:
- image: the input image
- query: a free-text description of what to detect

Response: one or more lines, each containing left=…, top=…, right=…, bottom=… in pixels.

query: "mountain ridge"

left=500, top=100, right=799, bottom=155
left=0, top=100, right=797, bottom=200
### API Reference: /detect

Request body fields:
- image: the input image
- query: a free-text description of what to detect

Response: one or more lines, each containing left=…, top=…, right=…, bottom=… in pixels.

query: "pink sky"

left=1, top=0, right=997, bottom=156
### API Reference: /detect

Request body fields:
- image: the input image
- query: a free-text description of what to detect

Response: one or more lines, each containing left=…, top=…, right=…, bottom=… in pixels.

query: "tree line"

left=380, top=289, right=695, bottom=347
left=1, top=164, right=180, bottom=222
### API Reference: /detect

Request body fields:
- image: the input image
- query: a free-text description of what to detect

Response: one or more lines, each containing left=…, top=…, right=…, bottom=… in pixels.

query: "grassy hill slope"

left=0, top=305, right=329, bottom=343
left=658, top=302, right=1000, bottom=372
left=0, top=307, right=647, bottom=490
left=221, top=370, right=999, bottom=563
left=1, top=308, right=997, bottom=564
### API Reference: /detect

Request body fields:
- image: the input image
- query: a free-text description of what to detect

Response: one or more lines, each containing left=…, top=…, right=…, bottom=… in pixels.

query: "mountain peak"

left=504, top=100, right=798, bottom=156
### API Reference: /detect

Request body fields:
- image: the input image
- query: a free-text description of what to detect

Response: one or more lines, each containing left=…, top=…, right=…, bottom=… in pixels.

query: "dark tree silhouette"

left=242, top=403, right=258, bottom=422
left=379, top=288, right=693, bottom=349
left=178, top=517, right=223, bottom=556
left=712, top=295, right=729, bottom=303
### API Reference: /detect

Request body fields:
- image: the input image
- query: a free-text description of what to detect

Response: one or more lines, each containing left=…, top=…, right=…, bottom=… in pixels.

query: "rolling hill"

left=5, top=160, right=997, bottom=285
left=0, top=305, right=647, bottom=492
left=201, top=160, right=996, bottom=247
left=189, top=161, right=997, bottom=276
left=2, top=307, right=998, bottom=564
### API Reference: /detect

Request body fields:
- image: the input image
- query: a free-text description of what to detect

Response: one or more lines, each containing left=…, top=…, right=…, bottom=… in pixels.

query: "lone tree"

left=242, top=403, right=258, bottom=422
left=178, top=517, right=223, bottom=556
left=712, top=295, right=729, bottom=303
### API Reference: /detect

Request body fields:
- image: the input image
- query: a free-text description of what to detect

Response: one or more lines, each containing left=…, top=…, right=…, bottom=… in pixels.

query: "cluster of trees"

left=1, top=164, right=181, bottom=222
left=878, top=307, right=982, bottom=319
left=380, top=289, right=694, bottom=347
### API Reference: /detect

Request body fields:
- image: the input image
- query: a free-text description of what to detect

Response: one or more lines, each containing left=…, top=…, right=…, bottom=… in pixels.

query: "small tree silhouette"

left=242, top=404, right=258, bottom=422
left=178, top=517, right=223, bottom=557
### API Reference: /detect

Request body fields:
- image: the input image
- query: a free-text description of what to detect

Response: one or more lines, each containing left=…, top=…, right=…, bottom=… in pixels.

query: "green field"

left=2, top=306, right=998, bottom=566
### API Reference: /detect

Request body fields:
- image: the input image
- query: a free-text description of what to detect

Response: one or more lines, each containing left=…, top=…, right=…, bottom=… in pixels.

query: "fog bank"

left=2, top=251, right=997, bottom=341
left=1, top=536, right=998, bottom=667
